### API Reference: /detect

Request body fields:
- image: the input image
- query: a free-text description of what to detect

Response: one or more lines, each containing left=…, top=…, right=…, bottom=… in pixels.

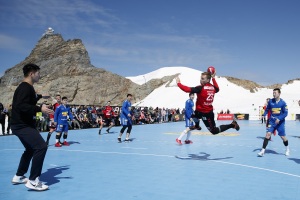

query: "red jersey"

left=49, top=103, right=60, bottom=119
left=263, top=105, right=271, bottom=119
left=177, top=78, right=219, bottom=113
left=103, top=106, right=114, bottom=119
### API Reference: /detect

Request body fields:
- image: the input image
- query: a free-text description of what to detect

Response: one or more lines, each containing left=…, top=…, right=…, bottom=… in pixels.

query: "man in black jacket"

left=0, top=103, right=6, bottom=135
left=11, top=63, right=53, bottom=191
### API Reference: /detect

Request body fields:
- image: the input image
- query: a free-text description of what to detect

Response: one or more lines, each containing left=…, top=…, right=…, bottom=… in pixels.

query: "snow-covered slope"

left=127, top=67, right=300, bottom=120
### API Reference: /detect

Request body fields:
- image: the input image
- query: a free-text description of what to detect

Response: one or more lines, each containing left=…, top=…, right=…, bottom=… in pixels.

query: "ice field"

left=1, top=120, right=300, bottom=200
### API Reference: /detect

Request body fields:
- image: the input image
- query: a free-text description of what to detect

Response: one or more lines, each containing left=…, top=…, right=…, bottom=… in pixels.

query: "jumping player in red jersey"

left=46, top=94, right=61, bottom=145
left=103, top=101, right=115, bottom=133
left=176, top=70, right=240, bottom=135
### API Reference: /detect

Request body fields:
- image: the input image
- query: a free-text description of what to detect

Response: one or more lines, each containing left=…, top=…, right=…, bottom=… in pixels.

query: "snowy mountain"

left=127, top=67, right=300, bottom=120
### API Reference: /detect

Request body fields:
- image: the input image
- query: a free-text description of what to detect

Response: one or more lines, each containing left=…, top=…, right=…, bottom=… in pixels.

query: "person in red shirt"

left=46, top=94, right=61, bottom=145
left=176, top=70, right=240, bottom=135
left=103, top=101, right=115, bottom=133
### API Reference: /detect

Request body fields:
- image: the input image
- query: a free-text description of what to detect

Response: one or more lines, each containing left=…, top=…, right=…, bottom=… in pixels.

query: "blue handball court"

left=1, top=120, right=300, bottom=200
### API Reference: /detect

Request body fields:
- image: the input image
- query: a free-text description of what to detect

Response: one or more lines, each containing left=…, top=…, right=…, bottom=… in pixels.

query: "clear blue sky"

left=0, top=0, right=299, bottom=85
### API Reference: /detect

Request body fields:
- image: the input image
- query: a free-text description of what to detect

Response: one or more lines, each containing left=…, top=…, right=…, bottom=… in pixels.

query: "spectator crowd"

left=0, top=102, right=185, bottom=135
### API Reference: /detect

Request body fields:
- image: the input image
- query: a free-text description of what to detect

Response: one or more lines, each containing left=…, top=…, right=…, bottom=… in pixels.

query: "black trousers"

left=194, top=110, right=233, bottom=134
left=12, top=127, right=48, bottom=180
left=0, top=119, right=5, bottom=134
left=7, top=117, right=11, bottom=133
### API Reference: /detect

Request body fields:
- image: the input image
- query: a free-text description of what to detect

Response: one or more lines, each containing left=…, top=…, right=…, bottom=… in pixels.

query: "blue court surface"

left=1, top=121, right=300, bottom=200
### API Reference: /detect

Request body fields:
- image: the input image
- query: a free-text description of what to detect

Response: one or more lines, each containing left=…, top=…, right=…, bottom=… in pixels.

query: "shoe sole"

left=25, top=183, right=49, bottom=191
left=12, top=180, right=28, bottom=185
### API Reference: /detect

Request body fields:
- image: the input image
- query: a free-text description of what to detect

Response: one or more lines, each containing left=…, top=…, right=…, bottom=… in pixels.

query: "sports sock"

left=263, top=138, right=269, bottom=149
left=178, top=130, right=187, bottom=140
left=186, top=131, right=191, bottom=140
left=56, top=134, right=60, bottom=143
left=46, top=132, right=52, bottom=142
left=220, top=124, right=232, bottom=132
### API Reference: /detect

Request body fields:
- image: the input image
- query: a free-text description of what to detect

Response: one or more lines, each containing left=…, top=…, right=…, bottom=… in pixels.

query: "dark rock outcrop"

left=0, top=34, right=174, bottom=106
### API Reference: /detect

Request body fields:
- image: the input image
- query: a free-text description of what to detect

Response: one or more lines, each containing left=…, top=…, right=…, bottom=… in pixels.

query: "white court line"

left=2, top=148, right=300, bottom=178
left=121, top=147, right=148, bottom=150
left=48, top=149, right=300, bottom=179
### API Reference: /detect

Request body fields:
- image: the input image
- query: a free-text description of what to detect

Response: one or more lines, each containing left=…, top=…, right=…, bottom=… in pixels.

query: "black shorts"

left=105, top=118, right=114, bottom=126
left=194, top=110, right=216, bottom=130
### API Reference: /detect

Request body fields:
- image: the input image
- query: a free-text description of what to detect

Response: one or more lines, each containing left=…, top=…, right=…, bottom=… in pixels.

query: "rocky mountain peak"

left=0, top=33, right=176, bottom=106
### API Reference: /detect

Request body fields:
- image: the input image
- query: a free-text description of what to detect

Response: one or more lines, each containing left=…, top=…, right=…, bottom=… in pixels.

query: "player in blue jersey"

left=258, top=88, right=290, bottom=157
left=54, top=97, right=74, bottom=147
left=176, top=93, right=195, bottom=144
left=118, top=94, right=133, bottom=143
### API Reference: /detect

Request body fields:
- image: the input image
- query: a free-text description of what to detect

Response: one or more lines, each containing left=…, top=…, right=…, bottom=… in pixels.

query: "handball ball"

left=207, top=66, right=216, bottom=74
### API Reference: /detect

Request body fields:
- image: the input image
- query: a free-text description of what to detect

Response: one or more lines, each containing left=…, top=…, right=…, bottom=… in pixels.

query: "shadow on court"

left=290, top=135, right=300, bottom=139
left=252, top=148, right=284, bottom=156
left=256, top=136, right=265, bottom=140
left=175, top=152, right=233, bottom=161
left=288, top=158, right=300, bottom=164
left=41, top=165, right=73, bottom=186
left=68, top=141, right=81, bottom=145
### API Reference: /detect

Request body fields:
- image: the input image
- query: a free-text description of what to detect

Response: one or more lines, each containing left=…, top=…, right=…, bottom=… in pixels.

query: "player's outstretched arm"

left=41, top=104, right=54, bottom=115
left=176, top=77, right=192, bottom=93
left=211, top=71, right=220, bottom=92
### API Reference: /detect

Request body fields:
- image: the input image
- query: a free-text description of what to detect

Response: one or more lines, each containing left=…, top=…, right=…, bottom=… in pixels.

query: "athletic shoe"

left=184, top=140, right=193, bottom=144
left=231, top=120, right=240, bottom=131
left=124, top=138, right=130, bottom=142
left=118, top=138, right=121, bottom=143
left=257, top=150, right=264, bottom=157
left=285, top=149, right=290, bottom=156
left=55, top=142, right=62, bottom=147
left=25, top=177, right=48, bottom=191
left=98, top=130, right=101, bottom=135
left=62, top=141, right=70, bottom=146
left=197, top=126, right=202, bottom=130
left=12, top=175, right=28, bottom=185
left=106, top=129, right=109, bottom=134
left=176, top=138, right=182, bottom=145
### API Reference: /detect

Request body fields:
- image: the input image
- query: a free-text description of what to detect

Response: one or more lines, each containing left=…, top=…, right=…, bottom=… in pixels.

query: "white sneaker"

left=285, top=149, right=290, bottom=156
left=12, top=175, right=28, bottom=184
left=25, top=177, right=49, bottom=191
left=257, top=151, right=264, bottom=157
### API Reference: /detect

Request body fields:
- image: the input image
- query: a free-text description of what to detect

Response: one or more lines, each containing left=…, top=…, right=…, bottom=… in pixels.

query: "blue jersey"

left=120, top=100, right=132, bottom=119
left=120, top=100, right=132, bottom=126
left=54, top=105, right=74, bottom=125
left=263, top=98, right=288, bottom=122
left=185, top=99, right=194, bottom=120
